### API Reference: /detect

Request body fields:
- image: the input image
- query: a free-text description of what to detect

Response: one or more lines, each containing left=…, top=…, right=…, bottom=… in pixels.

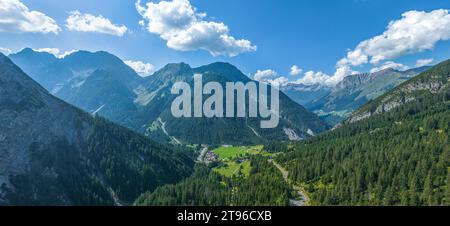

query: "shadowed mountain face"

left=0, top=53, right=193, bottom=205
left=284, top=67, right=431, bottom=125
left=9, top=49, right=143, bottom=124
left=10, top=49, right=330, bottom=145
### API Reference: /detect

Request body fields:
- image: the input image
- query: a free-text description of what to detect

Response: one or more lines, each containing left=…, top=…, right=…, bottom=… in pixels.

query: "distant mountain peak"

left=0, top=51, right=44, bottom=90
left=12, top=48, right=57, bottom=62
left=162, top=62, right=192, bottom=71
left=203, top=62, right=237, bottom=69
left=194, top=62, right=250, bottom=82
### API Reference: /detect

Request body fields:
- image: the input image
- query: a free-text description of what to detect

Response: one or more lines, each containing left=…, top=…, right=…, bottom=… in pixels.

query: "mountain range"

left=277, top=59, right=450, bottom=205
left=0, top=53, right=193, bottom=205
left=283, top=66, right=431, bottom=125
left=10, top=49, right=329, bottom=145
left=2, top=47, right=449, bottom=206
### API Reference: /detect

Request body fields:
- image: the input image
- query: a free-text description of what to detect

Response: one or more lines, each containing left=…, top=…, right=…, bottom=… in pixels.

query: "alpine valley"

left=1, top=49, right=449, bottom=206
left=282, top=66, right=431, bottom=125
left=1, top=0, right=449, bottom=209
left=10, top=48, right=329, bottom=145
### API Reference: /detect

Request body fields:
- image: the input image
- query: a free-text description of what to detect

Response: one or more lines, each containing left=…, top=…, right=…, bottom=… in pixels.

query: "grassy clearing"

left=212, top=145, right=267, bottom=178
left=213, top=145, right=265, bottom=160
left=213, top=160, right=252, bottom=178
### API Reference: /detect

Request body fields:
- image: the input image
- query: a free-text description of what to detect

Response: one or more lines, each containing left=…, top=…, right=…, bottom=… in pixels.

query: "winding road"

left=270, top=160, right=309, bottom=206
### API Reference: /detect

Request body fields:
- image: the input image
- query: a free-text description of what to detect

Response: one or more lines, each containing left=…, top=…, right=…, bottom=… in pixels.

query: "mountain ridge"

left=0, top=53, right=194, bottom=205
left=297, top=66, right=431, bottom=125
left=10, top=49, right=329, bottom=145
left=347, top=59, right=450, bottom=123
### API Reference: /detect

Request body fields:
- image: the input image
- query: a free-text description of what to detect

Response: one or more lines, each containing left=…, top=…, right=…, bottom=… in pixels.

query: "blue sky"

left=1, top=0, right=450, bottom=85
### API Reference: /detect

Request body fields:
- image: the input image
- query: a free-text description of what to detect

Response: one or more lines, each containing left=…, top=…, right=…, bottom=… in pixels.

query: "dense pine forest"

left=86, top=117, right=195, bottom=203
left=276, top=61, right=450, bottom=206
left=135, top=156, right=292, bottom=206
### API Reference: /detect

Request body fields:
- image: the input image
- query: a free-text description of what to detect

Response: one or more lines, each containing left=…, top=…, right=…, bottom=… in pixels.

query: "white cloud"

left=253, top=9, right=450, bottom=87
left=254, top=69, right=277, bottom=82
left=0, top=47, right=12, bottom=55
left=330, top=65, right=360, bottom=85
left=370, top=61, right=409, bottom=73
left=136, top=0, right=256, bottom=57
left=124, top=60, right=156, bottom=77
left=253, top=69, right=288, bottom=86
left=289, top=65, right=302, bottom=76
left=66, top=11, right=128, bottom=36
left=32, top=48, right=77, bottom=58
left=33, top=47, right=60, bottom=56
left=0, top=0, right=60, bottom=34
left=330, top=9, right=450, bottom=85
left=415, top=58, right=434, bottom=67
left=269, top=76, right=289, bottom=87
left=58, top=50, right=77, bottom=58
left=295, top=71, right=331, bottom=86
left=343, top=9, right=450, bottom=66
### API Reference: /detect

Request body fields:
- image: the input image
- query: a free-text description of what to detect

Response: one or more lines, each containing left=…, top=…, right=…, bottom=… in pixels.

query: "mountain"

left=0, top=53, right=194, bottom=205
left=136, top=62, right=330, bottom=145
left=10, top=49, right=330, bottom=145
left=281, top=83, right=331, bottom=106
left=276, top=59, right=450, bottom=205
left=347, top=61, right=449, bottom=123
left=9, top=48, right=143, bottom=124
left=286, top=67, right=431, bottom=125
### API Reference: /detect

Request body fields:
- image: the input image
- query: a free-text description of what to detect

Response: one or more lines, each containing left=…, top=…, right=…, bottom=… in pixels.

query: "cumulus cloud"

left=66, top=11, right=128, bottom=36
left=289, top=65, right=302, bottom=76
left=124, top=60, right=156, bottom=77
left=253, top=10, right=450, bottom=87
left=254, top=69, right=277, bottom=81
left=135, top=0, right=256, bottom=57
left=33, top=48, right=77, bottom=58
left=253, top=69, right=289, bottom=86
left=343, top=9, right=450, bottom=66
left=329, top=64, right=359, bottom=86
left=330, top=9, right=450, bottom=85
left=0, top=47, right=12, bottom=55
left=370, top=61, right=409, bottom=73
left=415, top=58, right=434, bottom=67
left=254, top=68, right=346, bottom=87
left=295, top=71, right=332, bottom=86
left=0, top=0, right=60, bottom=34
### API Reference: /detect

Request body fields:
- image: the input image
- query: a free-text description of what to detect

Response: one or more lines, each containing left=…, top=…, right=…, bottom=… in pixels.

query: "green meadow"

left=212, top=145, right=268, bottom=178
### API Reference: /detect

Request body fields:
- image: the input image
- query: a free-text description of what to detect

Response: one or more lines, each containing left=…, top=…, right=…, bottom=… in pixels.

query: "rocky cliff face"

left=0, top=53, right=92, bottom=201
left=347, top=60, right=450, bottom=124
left=303, top=67, right=430, bottom=125
left=0, top=53, right=193, bottom=205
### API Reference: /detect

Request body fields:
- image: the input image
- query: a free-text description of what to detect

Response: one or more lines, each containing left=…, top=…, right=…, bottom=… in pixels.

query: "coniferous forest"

left=276, top=66, right=450, bottom=205
left=135, top=156, right=292, bottom=206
